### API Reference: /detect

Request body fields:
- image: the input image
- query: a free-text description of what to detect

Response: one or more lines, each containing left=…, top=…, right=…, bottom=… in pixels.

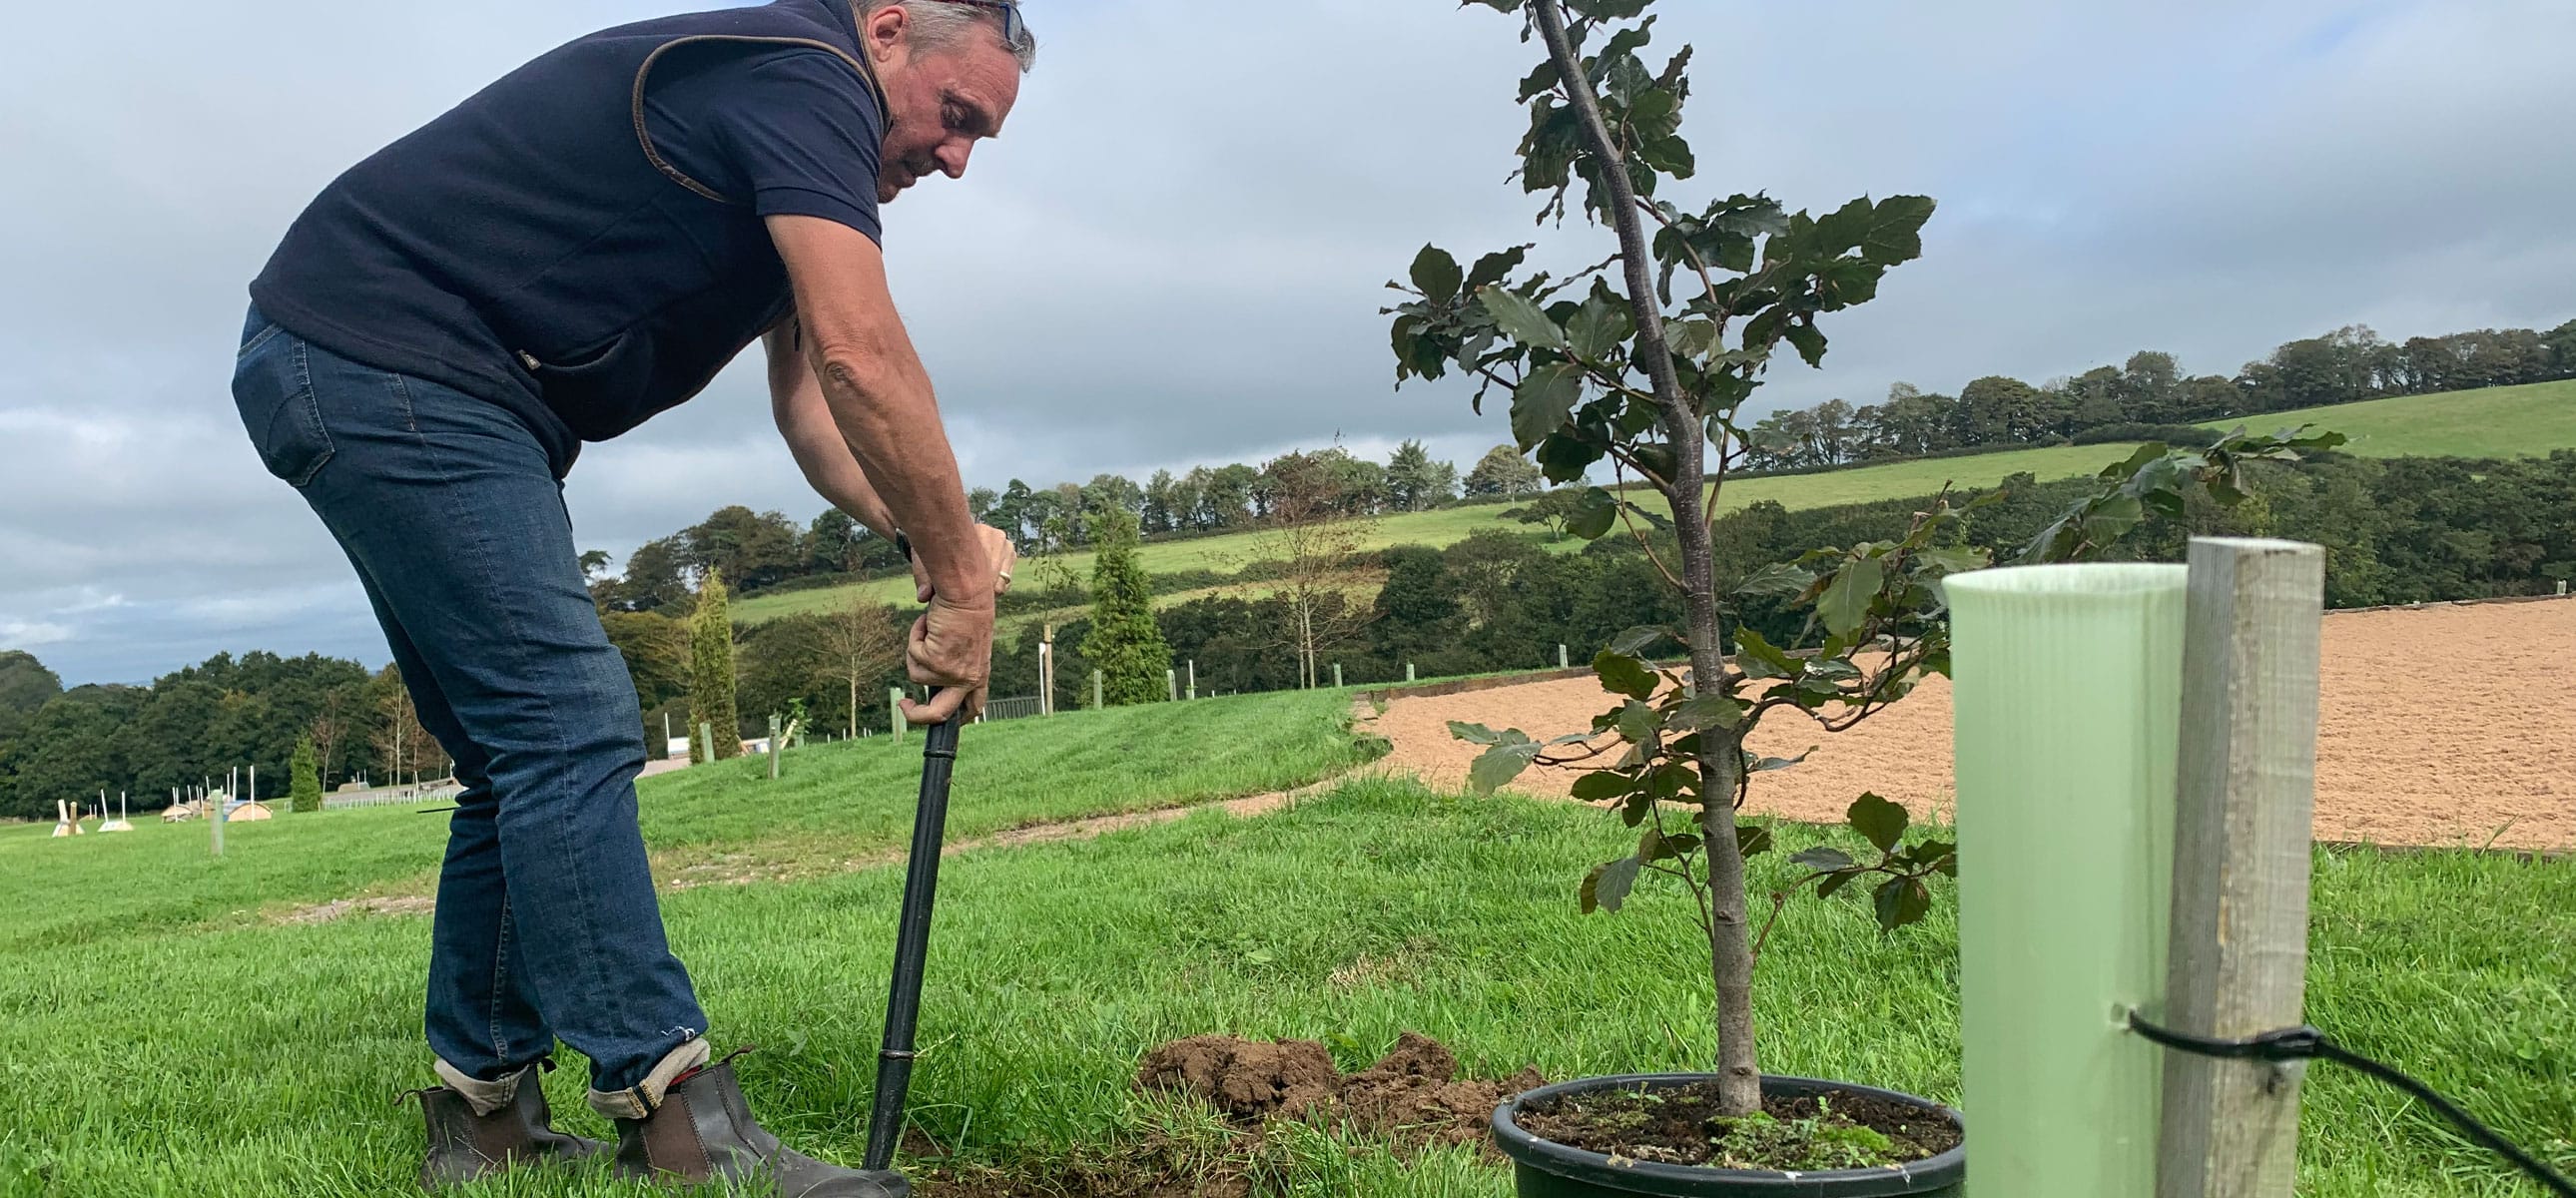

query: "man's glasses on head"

left=941, top=0, right=1026, bottom=47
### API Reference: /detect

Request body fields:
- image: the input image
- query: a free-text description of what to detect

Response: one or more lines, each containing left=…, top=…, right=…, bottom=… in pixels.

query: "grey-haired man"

left=235, top=2, right=1031, bottom=1192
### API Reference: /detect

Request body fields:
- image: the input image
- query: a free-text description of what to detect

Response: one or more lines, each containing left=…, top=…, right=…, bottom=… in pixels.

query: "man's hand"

left=914, top=524, right=1019, bottom=602
left=901, top=592, right=995, bottom=726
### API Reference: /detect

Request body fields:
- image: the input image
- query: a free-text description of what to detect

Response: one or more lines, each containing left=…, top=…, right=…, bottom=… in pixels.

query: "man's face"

left=867, top=14, right=1022, bottom=205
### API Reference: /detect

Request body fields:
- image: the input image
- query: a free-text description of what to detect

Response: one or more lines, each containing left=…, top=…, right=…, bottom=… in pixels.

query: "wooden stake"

left=2157, top=538, right=2324, bottom=1198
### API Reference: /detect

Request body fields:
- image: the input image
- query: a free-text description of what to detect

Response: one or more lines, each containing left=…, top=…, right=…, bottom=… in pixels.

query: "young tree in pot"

left=1386, top=1, right=2335, bottom=1192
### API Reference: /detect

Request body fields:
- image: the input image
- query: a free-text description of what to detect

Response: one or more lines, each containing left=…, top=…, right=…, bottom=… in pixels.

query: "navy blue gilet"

left=247, top=0, right=888, bottom=476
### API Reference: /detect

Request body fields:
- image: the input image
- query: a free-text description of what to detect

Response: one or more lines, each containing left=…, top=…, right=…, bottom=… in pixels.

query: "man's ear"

left=861, top=4, right=909, bottom=64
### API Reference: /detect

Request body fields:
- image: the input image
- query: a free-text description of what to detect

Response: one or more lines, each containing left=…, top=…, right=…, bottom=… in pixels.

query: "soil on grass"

left=915, top=1034, right=1539, bottom=1197
left=1374, top=598, right=2576, bottom=851
left=1516, top=1082, right=1962, bottom=1172
left=1135, top=1031, right=1546, bottom=1150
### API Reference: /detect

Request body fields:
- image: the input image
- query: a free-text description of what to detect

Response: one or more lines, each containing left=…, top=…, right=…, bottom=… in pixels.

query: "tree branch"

left=1531, top=1, right=1686, bottom=420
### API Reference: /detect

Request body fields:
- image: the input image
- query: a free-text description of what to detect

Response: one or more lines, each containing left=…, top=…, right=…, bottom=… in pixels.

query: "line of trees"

left=586, top=439, right=1542, bottom=615
left=1743, top=317, right=2576, bottom=471
left=995, top=449, right=2576, bottom=703
left=0, top=649, right=446, bottom=822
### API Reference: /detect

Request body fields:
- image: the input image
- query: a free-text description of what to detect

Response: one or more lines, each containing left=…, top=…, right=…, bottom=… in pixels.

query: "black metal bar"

left=863, top=710, right=963, bottom=1173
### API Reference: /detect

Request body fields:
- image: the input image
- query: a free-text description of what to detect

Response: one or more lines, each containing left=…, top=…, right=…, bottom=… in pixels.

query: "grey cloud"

left=2, top=0, right=2567, bottom=685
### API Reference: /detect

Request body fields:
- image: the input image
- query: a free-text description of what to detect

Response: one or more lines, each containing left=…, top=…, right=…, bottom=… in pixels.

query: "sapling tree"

left=1388, top=0, right=2338, bottom=1117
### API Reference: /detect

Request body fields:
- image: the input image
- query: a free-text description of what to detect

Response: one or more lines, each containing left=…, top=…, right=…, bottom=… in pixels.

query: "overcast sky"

left=1, top=0, right=2568, bottom=686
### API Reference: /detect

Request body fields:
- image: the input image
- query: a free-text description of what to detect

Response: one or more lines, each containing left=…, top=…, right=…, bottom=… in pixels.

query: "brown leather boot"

left=598, top=1043, right=909, bottom=1196
left=413, top=1057, right=605, bottom=1191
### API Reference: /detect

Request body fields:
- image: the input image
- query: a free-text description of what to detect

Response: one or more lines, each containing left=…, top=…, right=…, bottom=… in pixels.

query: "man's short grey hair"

left=857, top=0, right=1038, bottom=73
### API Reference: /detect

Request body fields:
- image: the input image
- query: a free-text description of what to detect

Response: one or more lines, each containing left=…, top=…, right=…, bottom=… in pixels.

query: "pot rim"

left=1492, top=1072, right=1967, bottom=1194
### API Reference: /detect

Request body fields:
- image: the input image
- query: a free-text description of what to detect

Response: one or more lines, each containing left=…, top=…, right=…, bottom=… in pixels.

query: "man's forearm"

left=808, top=349, right=987, bottom=603
left=763, top=214, right=989, bottom=606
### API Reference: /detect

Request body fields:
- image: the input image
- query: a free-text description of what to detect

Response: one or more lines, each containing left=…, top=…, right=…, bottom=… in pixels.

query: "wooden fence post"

left=890, top=688, right=905, bottom=741
left=1092, top=670, right=1104, bottom=711
left=1332, top=663, right=1343, bottom=688
left=2157, top=538, right=2325, bottom=1198
left=1039, top=634, right=1055, bottom=716
left=1167, top=669, right=1178, bottom=702
left=1186, top=660, right=1196, bottom=701
left=1557, top=643, right=1569, bottom=670
left=768, top=714, right=783, bottom=780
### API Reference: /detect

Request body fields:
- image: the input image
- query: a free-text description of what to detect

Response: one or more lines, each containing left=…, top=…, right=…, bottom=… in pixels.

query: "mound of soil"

left=1136, top=1031, right=1545, bottom=1149
left=917, top=1034, right=1538, bottom=1197
left=1516, top=1082, right=1961, bottom=1171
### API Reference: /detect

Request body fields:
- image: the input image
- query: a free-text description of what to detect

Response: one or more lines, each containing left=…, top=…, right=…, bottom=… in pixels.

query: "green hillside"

left=2198, top=378, right=2576, bottom=459
left=733, top=380, right=2576, bottom=625
left=734, top=441, right=2143, bottom=623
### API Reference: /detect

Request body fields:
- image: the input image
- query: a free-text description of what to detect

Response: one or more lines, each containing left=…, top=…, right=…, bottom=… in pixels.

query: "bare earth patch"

left=1373, top=598, right=2576, bottom=852
left=272, top=895, right=437, bottom=925
left=271, top=777, right=1359, bottom=925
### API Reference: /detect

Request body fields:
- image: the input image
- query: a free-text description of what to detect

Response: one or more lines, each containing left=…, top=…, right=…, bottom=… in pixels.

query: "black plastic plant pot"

left=1492, top=1074, right=1965, bottom=1197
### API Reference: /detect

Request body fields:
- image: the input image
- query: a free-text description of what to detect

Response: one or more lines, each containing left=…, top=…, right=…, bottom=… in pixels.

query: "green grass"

left=2201, top=378, right=2576, bottom=460
left=0, top=689, right=1370, bottom=954
left=1, top=760, right=2567, bottom=1195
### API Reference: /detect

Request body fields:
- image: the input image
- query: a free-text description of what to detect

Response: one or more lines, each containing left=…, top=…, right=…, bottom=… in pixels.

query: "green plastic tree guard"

left=1945, top=563, right=2187, bottom=1198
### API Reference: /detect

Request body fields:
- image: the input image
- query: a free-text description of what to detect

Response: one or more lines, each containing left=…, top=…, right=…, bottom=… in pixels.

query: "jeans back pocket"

left=231, top=318, right=335, bottom=488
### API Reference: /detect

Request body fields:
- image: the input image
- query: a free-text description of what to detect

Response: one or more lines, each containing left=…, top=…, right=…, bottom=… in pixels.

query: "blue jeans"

left=231, top=304, right=706, bottom=1099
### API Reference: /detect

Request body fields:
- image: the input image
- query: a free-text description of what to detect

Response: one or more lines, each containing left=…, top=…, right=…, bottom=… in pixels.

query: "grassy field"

left=0, top=689, right=1370, bottom=955
left=1, top=691, right=2569, bottom=1197
left=2202, top=378, right=2576, bottom=460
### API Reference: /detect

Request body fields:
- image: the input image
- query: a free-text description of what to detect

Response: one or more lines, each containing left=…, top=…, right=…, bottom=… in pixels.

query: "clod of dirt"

left=1134, top=1034, right=1342, bottom=1120
left=1136, top=1031, right=1544, bottom=1151
left=1337, top=1033, right=1548, bottom=1148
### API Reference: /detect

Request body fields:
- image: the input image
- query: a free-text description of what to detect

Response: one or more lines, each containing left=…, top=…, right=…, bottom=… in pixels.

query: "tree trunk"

left=1526, top=0, right=1761, bottom=1115
left=1666, top=437, right=1762, bottom=1114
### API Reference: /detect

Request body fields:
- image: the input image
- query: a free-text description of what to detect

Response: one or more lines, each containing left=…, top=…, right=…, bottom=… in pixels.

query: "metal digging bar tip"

left=862, top=694, right=965, bottom=1180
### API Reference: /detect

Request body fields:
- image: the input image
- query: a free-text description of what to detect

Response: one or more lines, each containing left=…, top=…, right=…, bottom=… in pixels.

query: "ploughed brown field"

left=1372, top=597, right=2576, bottom=852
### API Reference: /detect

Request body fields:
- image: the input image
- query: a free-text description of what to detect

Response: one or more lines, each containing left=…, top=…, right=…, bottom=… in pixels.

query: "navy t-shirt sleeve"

left=652, top=50, right=886, bottom=243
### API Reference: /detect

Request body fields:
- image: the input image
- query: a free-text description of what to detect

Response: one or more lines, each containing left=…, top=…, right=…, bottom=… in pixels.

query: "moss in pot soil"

left=1517, top=1083, right=1962, bottom=1171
